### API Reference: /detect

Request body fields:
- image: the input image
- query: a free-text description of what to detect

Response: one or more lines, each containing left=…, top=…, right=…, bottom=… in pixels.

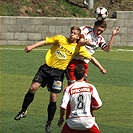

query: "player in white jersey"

left=66, top=20, right=120, bottom=85
left=58, top=64, right=102, bottom=133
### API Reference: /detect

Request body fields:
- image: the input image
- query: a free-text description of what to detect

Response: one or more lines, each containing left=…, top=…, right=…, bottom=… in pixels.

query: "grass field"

left=0, top=45, right=133, bottom=133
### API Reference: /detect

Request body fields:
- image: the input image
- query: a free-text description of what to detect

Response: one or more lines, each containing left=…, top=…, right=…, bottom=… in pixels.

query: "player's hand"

left=57, top=118, right=64, bottom=127
left=85, top=39, right=97, bottom=47
left=100, top=68, right=106, bottom=74
left=25, top=45, right=33, bottom=53
left=85, top=39, right=92, bottom=45
left=112, top=26, right=120, bottom=36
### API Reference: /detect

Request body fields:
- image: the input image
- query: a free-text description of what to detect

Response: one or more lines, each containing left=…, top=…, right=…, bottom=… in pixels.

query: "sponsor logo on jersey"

left=55, top=49, right=66, bottom=59
left=58, top=45, right=73, bottom=54
left=70, top=87, right=91, bottom=95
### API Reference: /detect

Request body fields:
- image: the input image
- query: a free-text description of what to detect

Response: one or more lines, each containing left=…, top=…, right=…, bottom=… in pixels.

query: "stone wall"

left=0, top=11, right=132, bottom=46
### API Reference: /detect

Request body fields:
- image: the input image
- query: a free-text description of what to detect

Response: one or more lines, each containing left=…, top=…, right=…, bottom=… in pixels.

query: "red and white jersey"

left=74, top=26, right=107, bottom=63
left=60, top=81, right=102, bottom=130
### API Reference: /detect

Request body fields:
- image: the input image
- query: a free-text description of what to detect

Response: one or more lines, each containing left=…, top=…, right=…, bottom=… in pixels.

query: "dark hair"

left=71, top=26, right=81, bottom=35
left=74, top=64, right=85, bottom=80
left=94, top=20, right=107, bottom=29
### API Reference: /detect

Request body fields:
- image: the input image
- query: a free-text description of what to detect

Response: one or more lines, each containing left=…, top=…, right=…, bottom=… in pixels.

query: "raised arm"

left=103, top=26, right=120, bottom=52
left=90, top=56, right=106, bottom=74
left=25, top=40, right=46, bottom=53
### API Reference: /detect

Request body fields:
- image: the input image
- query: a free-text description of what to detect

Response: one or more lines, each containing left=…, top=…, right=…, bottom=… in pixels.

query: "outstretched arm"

left=25, top=40, right=46, bottom=53
left=103, top=26, right=120, bottom=52
left=90, top=56, right=106, bottom=74
left=57, top=108, right=65, bottom=127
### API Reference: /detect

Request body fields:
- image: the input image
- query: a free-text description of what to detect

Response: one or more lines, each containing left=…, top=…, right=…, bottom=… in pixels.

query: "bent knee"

left=29, top=82, right=41, bottom=93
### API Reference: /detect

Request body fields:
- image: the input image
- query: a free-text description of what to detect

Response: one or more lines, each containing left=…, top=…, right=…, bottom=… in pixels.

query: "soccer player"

left=14, top=26, right=106, bottom=133
left=58, top=64, right=102, bottom=133
left=66, top=20, right=120, bottom=85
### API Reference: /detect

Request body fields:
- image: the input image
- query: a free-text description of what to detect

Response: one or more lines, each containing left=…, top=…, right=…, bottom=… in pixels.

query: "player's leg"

left=89, top=124, right=100, bottom=133
left=61, top=123, right=73, bottom=133
left=83, top=61, right=89, bottom=81
left=45, top=68, right=65, bottom=133
left=66, top=59, right=79, bottom=85
left=45, top=92, right=58, bottom=133
left=21, top=82, right=41, bottom=112
left=14, top=64, right=46, bottom=120
left=14, top=82, right=41, bottom=120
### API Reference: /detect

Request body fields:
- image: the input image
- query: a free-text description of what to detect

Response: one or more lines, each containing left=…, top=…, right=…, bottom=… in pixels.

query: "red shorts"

left=61, top=123, right=100, bottom=133
left=66, top=59, right=89, bottom=84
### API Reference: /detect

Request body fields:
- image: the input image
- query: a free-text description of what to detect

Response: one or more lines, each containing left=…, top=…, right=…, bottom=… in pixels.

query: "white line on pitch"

left=0, top=47, right=132, bottom=52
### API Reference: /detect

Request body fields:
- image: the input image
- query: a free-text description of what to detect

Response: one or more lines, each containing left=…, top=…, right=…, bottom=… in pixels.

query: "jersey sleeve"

left=78, top=46, right=91, bottom=59
left=80, top=26, right=87, bottom=37
left=60, top=88, right=70, bottom=109
left=80, top=26, right=92, bottom=39
left=90, top=84, right=102, bottom=108
left=45, top=35, right=60, bottom=45
left=98, top=35, right=107, bottom=49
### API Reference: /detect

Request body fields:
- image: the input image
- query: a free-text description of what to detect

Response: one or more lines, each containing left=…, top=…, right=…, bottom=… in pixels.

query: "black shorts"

left=32, top=64, right=65, bottom=93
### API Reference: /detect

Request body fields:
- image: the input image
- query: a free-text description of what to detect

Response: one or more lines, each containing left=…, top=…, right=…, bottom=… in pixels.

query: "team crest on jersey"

left=55, top=49, right=66, bottom=59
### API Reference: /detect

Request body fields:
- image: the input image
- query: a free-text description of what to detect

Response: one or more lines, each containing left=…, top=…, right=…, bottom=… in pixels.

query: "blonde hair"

left=71, top=26, right=81, bottom=35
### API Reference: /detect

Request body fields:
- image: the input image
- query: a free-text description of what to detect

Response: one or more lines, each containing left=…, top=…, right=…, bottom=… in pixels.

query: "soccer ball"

left=95, top=7, right=108, bottom=21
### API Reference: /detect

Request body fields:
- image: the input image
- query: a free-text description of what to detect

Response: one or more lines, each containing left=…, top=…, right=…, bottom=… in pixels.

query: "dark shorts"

left=32, top=64, right=65, bottom=93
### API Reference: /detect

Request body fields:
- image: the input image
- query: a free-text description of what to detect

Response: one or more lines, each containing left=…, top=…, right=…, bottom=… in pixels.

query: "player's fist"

left=25, top=45, right=33, bottom=53
left=100, top=68, right=106, bottom=74
left=57, top=118, right=64, bottom=127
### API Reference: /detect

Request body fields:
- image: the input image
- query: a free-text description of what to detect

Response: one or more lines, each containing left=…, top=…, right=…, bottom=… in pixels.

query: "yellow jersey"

left=45, top=35, right=91, bottom=70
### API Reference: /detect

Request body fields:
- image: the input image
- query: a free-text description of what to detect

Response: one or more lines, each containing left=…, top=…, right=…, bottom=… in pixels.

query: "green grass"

left=0, top=45, right=133, bottom=133
left=0, top=0, right=132, bottom=17
left=0, top=0, right=89, bottom=17
left=0, top=2, right=19, bottom=16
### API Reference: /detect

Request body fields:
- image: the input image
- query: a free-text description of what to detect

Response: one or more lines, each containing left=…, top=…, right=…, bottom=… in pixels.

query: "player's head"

left=93, top=20, right=107, bottom=36
left=69, top=26, right=81, bottom=42
left=71, top=26, right=81, bottom=35
left=74, top=64, right=85, bottom=80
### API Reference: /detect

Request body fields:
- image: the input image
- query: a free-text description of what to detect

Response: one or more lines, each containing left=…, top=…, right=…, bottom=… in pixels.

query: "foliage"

left=0, top=2, right=18, bottom=16
left=0, top=0, right=132, bottom=17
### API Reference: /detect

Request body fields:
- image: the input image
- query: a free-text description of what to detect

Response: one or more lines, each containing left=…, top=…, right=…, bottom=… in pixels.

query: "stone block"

left=15, top=33, right=28, bottom=40
left=56, top=17, right=71, bottom=26
left=2, top=33, right=15, bottom=40
left=124, top=20, right=133, bottom=27
left=7, top=25, right=22, bottom=32
left=36, top=25, right=49, bottom=33
left=116, top=11, right=132, bottom=19
left=28, top=33, right=42, bottom=40
left=16, top=17, right=30, bottom=25
left=55, top=26, right=62, bottom=34
left=29, top=17, right=44, bottom=25
left=44, top=17, right=56, bottom=26
left=22, top=25, right=36, bottom=32
left=113, top=20, right=124, bottom=27
left=48, top=26, right=56, bottom=34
